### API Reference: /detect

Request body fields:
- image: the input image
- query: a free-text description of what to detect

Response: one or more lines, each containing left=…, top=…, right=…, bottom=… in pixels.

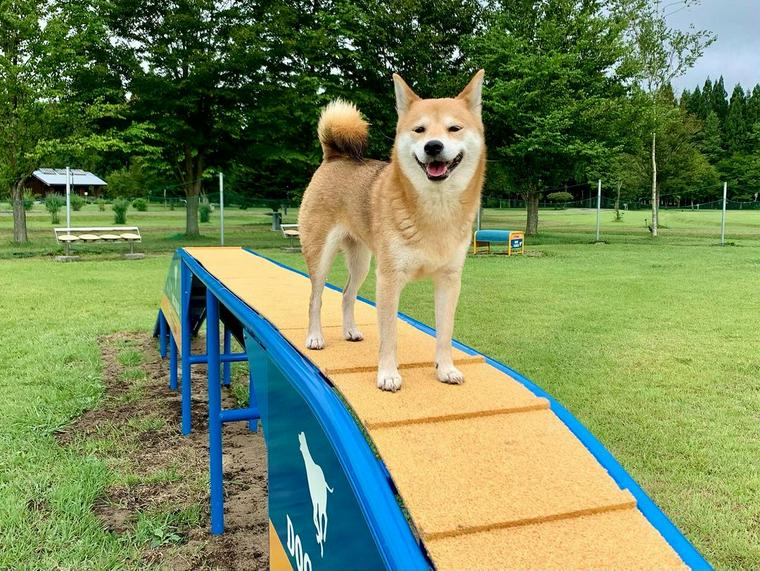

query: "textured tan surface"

left=280, top=323, right=483, bottom=375
left=330, top=363, right=548, bottom=428
left=187, top=248, right=375, bottom=329
left=183, top=248, right=687, bottom=570
left=370, top=410, right=636, bottom=539
left=426, top=508, right=688, bottom=571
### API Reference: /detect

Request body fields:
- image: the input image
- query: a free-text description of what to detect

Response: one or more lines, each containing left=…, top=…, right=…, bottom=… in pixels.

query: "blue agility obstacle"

left=472, top=229, right=525, bottom=255
left=154, top=247, right=710, bottom=571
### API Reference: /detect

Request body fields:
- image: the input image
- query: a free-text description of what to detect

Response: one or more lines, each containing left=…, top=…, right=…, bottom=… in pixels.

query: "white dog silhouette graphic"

left=298, top=431, right=333, bottom=557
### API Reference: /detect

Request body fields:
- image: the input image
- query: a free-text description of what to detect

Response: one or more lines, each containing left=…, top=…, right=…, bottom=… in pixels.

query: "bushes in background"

left=45, top=194, right=65, bottom=224
left=112, top=198, right=129, bottom=224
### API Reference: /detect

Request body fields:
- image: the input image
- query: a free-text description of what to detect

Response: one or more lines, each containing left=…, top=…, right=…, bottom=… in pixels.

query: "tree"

left=725, top=84, right=747, bottom=152
left=0, top=0, right=50, bottom=243
left=104, top=0, right=259, bottom=237
left=626, top=0, right=713, bottom=236
left=471, top=0, right=633, bottom=236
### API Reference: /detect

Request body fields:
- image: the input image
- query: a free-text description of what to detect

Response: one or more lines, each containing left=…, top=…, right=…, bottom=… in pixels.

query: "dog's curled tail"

left=317, top=99, right=369, bottom=161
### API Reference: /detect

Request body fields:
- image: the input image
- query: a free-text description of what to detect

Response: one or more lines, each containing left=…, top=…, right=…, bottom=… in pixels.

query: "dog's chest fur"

left=375, top=176, right=476, bottom=278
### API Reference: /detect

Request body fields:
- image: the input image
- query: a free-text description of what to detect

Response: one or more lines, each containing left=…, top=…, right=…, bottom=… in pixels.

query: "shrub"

left=112, top=198, right=130, bottom=224
left=547, top=191, right=573, bottom=203
left=45, top=193, right=65, bottom=224
left=23, top=192, right=35, bottom=211
left=199, top=202, right=211, bottom=223
left=96, top=198, right=106, bottom=211
left=70, top=194, right=86, bottom=211
left=132, top=198, right=148, bottom=211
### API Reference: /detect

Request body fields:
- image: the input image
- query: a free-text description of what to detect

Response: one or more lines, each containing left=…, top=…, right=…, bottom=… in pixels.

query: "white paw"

left=436, top=364, right=464, bottom=384
left=376, top=369, right=403, bottom=392
left=343, top=326, right=364, bottom=341
left=305, top=333, right=325, bottom=350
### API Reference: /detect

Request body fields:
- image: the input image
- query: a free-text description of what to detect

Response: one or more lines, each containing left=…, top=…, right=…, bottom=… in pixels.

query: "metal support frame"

left=158, top=311, right=168, bottom=358
left=168, top=253, right=262, bottom=534
left=223, top=326, right=232, bottom=386
left=206, top=289, right=225, bottom=534
left=169, top=333, right=178, bottom=391
left=180, top=260, right=193, bottom=435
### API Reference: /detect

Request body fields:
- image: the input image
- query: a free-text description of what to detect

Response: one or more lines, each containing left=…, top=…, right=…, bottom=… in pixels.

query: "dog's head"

left=392, top=70, right=485, bottom=193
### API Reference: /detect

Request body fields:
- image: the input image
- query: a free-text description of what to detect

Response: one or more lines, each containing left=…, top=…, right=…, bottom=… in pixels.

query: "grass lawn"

left=0, top=205, right=758, bottom=569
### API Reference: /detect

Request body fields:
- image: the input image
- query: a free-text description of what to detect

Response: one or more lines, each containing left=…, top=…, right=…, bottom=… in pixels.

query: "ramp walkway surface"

left=177, top=247, right=701, bottom=570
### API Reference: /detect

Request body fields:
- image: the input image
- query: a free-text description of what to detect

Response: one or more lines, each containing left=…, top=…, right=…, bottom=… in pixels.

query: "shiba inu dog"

left=298, top=70, right=486, bottom=391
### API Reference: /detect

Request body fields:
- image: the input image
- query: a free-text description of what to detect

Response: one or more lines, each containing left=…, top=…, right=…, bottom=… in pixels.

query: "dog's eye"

left=413, top=126, right=425, bottom=133
left=448, top=125, right=462, bottom=132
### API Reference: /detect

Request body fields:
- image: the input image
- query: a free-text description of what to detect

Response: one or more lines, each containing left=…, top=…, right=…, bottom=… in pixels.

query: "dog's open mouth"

left=415, top=152, right=464, bottom=181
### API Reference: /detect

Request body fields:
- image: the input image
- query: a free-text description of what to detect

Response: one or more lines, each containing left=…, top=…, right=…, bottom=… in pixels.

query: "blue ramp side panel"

left=179, top=250, right=430, bottom=571
left=245, top=329, right=388, bottom=570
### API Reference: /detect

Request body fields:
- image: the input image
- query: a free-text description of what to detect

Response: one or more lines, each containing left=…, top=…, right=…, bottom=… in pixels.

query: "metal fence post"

left=720, top=181, right=727, bottom=246
left=219, top=172, right=225, bottom=246
left=595, top=179, right=602, bottom=241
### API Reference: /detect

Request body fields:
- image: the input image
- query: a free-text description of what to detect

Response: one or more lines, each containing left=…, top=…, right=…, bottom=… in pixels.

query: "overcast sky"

left=667, top=0, right=760, bottom=95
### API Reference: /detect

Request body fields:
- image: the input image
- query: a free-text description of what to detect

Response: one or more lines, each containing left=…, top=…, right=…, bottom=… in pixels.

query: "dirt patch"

left=58, top=332, right=268, bottom=570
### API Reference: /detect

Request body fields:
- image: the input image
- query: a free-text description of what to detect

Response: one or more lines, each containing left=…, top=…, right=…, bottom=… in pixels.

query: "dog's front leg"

left=434, top=269, right=464, bottom=384
left=375, top=270, right=406, bottom=391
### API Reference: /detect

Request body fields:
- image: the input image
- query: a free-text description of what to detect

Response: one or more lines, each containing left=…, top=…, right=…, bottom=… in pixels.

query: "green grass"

left=0, top=207, right=758, bottom=569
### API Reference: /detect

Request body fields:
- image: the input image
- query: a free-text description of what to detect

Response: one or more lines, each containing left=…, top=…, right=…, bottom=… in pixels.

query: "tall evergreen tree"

left=712, top=76, right=729, bottom=124
left=725, top=84, right=747, bottom=152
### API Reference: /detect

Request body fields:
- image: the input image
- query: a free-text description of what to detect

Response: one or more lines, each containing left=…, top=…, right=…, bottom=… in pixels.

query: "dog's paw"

left=305, top=333, right=325, bottom=350
left=436, top=364, right=465, bottom=385
left=343, top=326, right=364, bottom=342
left=376, top=369, right=403, bottom=392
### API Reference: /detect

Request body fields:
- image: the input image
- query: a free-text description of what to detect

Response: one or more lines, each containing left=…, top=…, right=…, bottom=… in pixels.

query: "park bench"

left=54, top=226, right=144, bottom=261
left=280, top=223, right=300, bottom=252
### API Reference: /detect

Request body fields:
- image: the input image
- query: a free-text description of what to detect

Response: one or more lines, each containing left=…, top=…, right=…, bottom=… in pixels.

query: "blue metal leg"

left=169, top=334, right=178, bottom=391
left=181, top=260, right=193, bottom=436
left=223, top=325, right=232, bottom=387
left=248, top=367, right=259, bottom=433
left=159, top=310, right=168, bottom=358
left=206, top=289, right=224, bottom=535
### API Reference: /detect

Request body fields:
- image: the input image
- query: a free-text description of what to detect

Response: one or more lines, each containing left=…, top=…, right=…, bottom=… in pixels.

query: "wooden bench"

left=54, top=226, right=144, bottom=261
left=280, top=224, right=300, bottom=252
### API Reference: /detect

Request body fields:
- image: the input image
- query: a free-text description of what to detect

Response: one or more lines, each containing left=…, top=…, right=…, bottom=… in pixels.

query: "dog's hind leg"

left=305, top=226, right=344, bottom=350
left=341, top=238, right=371, bottom=341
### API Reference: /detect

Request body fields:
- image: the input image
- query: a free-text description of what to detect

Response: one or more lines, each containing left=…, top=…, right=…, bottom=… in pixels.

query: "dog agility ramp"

left=170, top=247, right=708, bottom=570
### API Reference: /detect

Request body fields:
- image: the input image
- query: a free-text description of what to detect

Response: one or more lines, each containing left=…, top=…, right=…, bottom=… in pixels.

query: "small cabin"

left=28, top=168, right=108, bottom=197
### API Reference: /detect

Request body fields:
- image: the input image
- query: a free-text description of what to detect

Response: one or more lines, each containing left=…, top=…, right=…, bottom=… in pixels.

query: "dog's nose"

left=424, top=140, right=444, bottom=156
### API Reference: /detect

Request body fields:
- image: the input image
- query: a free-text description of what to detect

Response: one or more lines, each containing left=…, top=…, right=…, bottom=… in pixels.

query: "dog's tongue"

left=426, top=162, right=447, bottom=177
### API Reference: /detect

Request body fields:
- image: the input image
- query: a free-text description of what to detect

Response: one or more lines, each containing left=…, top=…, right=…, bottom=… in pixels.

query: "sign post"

left=720, top=181, right=727, bottom=246
left=219, top=172, right=225, bottom=246
left=595, top=179, right=601, bottom=242
left=65, top=166, right=71, bottom=228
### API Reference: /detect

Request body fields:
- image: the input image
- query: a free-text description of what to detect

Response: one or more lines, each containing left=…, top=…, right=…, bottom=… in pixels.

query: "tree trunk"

left=524, top=192, right=540, bottom=236
left=11, top=180, right=28, bottom=244
left=186, top=193, right=200, bottom=237
left=614, top=181, right=622, bottom=221
left=650, top=131, right=658, bottom=237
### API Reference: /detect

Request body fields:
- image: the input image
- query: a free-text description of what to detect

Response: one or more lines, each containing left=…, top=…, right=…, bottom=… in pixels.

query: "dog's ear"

left=393, top=74, right=420, bottom=117
left=457, top=69, right=485, bottom=118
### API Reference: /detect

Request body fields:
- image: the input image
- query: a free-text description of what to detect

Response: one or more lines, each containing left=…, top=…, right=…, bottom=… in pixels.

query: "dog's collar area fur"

left=414, top=151, right=464, bottom=181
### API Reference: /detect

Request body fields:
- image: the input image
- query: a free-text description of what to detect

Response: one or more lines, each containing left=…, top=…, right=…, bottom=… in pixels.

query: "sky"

left=667, top=0, right=760, bottom=95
